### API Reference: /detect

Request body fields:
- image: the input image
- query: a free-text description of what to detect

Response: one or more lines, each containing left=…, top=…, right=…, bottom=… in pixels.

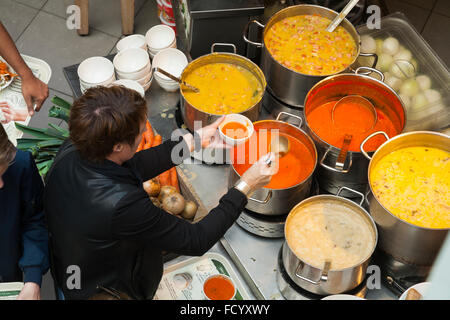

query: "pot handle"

left=243, top=20, right=265, bottom=48
left=350, top=53, right=378, bottom=73
left=295, top=260, right=331, bottom=285
left=360, top=131, right=390, bottom=160
left=320, top=147, right=353, bottom=173
left=211, top=43, right=237, bottom=54
left=355, top=66, right=385, bottom=82
left=248, top=189, right=272, bottom=204
left=336, top=186, right=365, bottom=206
left=276, top=111, right=303, bottom=128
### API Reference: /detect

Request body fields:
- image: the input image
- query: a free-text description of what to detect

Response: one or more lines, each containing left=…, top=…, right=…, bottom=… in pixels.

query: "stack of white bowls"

left=78, top=57, right=115, bottom=94
left=111, top=79, right=145, bottom=98
left=145, top=24, right=177, bottom=58
left=113, top=47, right=152, bottom=91
left=152, top=48, right=188, bottom=92
left=116, top=34, right=146, bottom=52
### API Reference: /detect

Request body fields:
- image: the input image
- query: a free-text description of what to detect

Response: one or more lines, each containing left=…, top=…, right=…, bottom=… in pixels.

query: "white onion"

left=377, top=54, right=394, bottom=72
left=384, top=72, right=402, bottom=91
left=389, top=60, right=415, bottom=79
left=423, top=89, right=442, bottom=104
left=375, top=39, right=384, bottom=55
left=394, top=49, right=412, bottom=61
left=411, top=93, right=429, bottom=110
left=416, top=75, right=432, bottom=91
left=382, top=37, right=400, bottom=56
left=361, top=35, right=377, bottom=53
left=399, top=78, right=419, bottom=97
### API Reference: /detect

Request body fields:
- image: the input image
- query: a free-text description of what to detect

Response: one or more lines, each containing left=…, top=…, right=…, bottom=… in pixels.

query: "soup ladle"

left=265, top=135, right=290, bottom=166
left=326, top=0, right=360, bottom=33
left=154, top=67, right=200, bottom=93
left=331, top=95, right=377, bottom=171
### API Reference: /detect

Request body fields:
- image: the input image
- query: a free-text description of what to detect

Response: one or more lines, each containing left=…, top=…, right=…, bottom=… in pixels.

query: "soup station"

left=64, top=2, right=449, bottom=300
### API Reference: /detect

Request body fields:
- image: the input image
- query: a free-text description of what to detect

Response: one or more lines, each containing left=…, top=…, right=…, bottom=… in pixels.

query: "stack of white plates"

left=113, top=47, right=153, bottom=91
left=152, top=48, right=188, bottom=92
left=78, top=57, right=116, bottom=94
left=110, top=79, right=145, bottom=98
left=145, top=24, right=177, bottom=58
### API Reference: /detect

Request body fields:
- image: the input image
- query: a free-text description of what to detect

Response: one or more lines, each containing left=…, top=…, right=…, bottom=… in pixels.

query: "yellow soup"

left=264, top=15, right=357, bottom=75
left=370, top=146, right=450, bottom=229
left=182, top=63, right=263, bottom=115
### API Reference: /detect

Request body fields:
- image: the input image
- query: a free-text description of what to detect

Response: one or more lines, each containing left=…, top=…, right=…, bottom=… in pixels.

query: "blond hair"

left=0, top=125, right=16, bottom=166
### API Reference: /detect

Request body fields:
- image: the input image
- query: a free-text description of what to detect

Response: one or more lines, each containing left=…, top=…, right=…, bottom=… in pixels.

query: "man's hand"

left=21, top=73, right=49, bottom=116
left=196, top=116, right=229, bottom=149
left=17, top=282, right=41, bottom=300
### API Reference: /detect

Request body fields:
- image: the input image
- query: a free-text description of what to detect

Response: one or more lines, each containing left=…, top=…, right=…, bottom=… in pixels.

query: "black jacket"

left=44, top=138, right=247, bottom=300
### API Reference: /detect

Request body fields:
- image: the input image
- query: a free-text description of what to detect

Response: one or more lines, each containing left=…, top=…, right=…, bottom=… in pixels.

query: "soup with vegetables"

left=182, top=63, right=263, bottom=115
left=264, top=15, right=357, bottom=75
left=370, top=146, right=450, bottom=229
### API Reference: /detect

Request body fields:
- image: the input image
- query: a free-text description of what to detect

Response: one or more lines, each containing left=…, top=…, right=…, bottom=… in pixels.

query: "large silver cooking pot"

left=282, top=187, right=378, bottom=295
left=229, top=112, right=317, bottom=216
left=363, top=131, right=449, bottom=267
left=243, top=4, right=377, bottom=107
left=180, top=43, right=266, bottom=132
left=303, top=68, right=406, bottom=197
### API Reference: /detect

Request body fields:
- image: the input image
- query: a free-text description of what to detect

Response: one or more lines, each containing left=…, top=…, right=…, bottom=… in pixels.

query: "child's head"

left=0, top=125, right=16, bottom=188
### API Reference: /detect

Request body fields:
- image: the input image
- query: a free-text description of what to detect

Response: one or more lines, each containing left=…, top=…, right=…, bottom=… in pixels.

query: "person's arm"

left=113, top=187, right=248, bottom=256
left=17, top=152, right=49, bottom=300
left=113, top=153, right=277, bottom=255
left=0, top=22, right=48, bottom=115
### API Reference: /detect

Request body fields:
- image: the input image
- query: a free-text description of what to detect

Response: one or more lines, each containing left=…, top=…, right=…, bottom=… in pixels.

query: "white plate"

left=399, top=282, right=431, bottom=300
left=0, top=58, right=16, bottom=91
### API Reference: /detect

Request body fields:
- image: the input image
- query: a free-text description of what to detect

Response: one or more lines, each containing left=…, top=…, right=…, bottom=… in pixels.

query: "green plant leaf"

left=14, top=122, right=58, bottom=140
left=36, top=139, right=64, bottom=148
left=49, top=105, right=70, bottom=122
left=48, top=123, right=69, bottom=138
left=51, top=96, right=71, bottom=110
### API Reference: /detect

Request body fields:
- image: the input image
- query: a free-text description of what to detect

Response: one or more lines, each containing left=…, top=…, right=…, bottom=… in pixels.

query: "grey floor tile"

left=42, top=0, right=148, bottom=37
left=421, top=13, right=450, bottom=67
left=0, top=0, right=39, bottom=42
left=134, top=0, right=160, bottom=36
left=434, top=0, right=450, bottom=17
left=27, top=89, right=72, bottom=133
left=386, top=0, right=431, bottom=32
left=399, top=0, right=437, bottom=10
left=13, top=0, right=48, bottom=10
left=15, top=10, right=119, bottom=96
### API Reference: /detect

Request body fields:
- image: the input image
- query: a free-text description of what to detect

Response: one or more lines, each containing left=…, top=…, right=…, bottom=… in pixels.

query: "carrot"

left=136, top=134, right=146, bottom=152
left=144, top=121, right=154, bottom=147
left=170, top=167, right=179, bottom=192
left=158, top=169, right=171, bottom=186
left=152, top=134, right=162, bottom=147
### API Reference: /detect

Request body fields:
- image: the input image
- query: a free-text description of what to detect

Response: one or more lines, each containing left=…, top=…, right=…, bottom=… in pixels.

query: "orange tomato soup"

left=203, top=275, right=235, bottom=300
left=306, top=100, right=398, bottom=152
left=233, top=125, right=315, bottom=189
left=222, top=121, right=248, bottom=140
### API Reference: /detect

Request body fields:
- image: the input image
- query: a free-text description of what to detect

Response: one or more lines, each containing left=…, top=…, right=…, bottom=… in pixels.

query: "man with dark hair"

left=44, top=86, right=276, bottom=299
left=0, top=125, right=49, bottom=300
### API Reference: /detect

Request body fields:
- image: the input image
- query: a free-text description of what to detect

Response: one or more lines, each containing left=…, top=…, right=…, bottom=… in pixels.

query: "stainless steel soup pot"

left=282, top=187, right=378, bottom=295
left=243, top=4, right=377, bottom=107
left=363, top=130, right=450, bottom=267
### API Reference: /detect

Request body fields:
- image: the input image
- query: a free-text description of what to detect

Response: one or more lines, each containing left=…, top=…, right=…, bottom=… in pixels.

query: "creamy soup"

left=286, top=199, right=376, bottom=270
left=370, top=146, right=450, bottom=229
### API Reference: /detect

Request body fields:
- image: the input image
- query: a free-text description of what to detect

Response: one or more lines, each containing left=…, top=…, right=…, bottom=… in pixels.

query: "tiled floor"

left=1, top=0, right=449, bottom=300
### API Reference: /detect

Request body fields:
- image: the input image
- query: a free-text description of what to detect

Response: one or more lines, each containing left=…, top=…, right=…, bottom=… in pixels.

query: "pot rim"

left=179, top=52, right=267, bottom=117
left=262, top=4, right=362, bottom=78
left=303, top=72, right=407, bottom=154
left=367, top=130, right=450, bottom=231
left=230, top=119, right=318, bottom=191
left=284, top=194, right=378, bottom=272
